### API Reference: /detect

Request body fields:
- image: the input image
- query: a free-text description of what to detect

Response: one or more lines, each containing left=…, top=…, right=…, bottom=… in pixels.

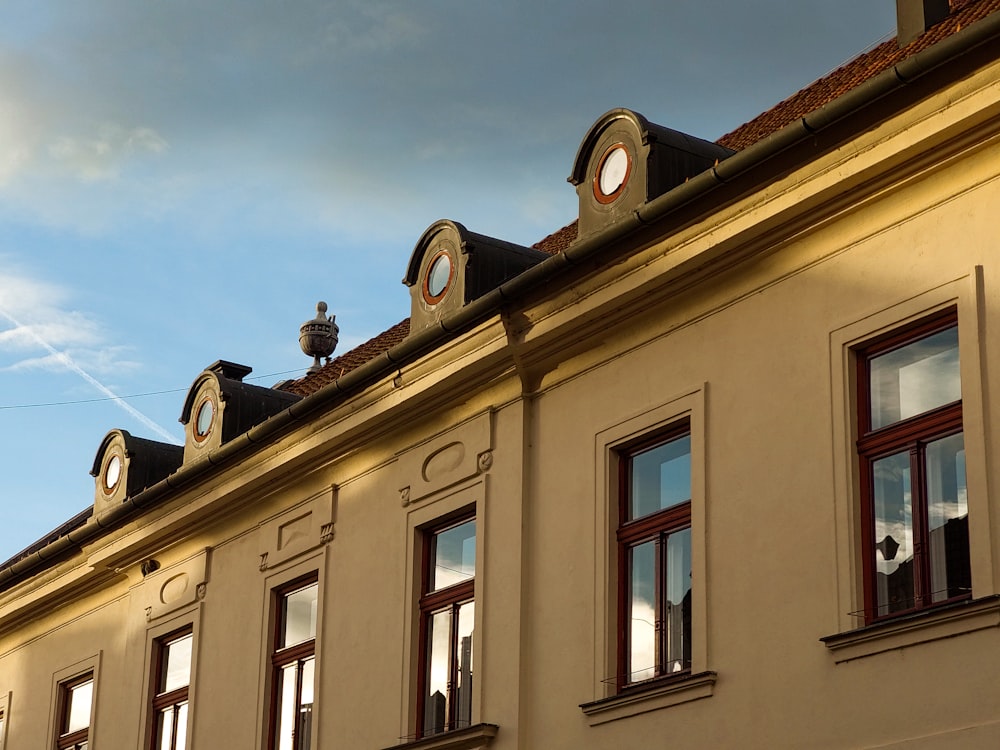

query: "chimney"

left=896, top=0, right=950, bottom=46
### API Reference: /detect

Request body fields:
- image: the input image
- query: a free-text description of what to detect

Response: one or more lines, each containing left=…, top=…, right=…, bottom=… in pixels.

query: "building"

left=3, top=1, right=1000, bottom=747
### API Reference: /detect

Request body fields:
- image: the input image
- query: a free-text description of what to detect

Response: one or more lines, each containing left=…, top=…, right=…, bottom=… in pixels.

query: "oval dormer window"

left=424, top=250, right=453, bottom=304
left=194, top=397, right=215, bottom=442
left=594, top=143, right=631, bottom=204
left=103, top=454, right=122, bottom=494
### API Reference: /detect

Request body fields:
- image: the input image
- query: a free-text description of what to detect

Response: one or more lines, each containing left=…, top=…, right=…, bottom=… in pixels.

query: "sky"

left=0, top=0, right=897, bottom=563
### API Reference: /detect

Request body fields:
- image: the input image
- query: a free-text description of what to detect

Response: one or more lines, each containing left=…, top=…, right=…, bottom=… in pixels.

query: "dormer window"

left=424, top=249, right=454, bottom=304
left=194, top=396, right=215, bottom=442
left=103, top=453, right=122, bottom=494
left=570, top=109, right=734, bottom=237
left=404, top=220, right=548, bottom=338
left=595, top=143, right=631, bottom=203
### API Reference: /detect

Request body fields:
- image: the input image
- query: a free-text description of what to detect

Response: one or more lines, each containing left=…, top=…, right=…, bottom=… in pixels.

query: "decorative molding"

left=580, top=671, right=716, bottom=725
left=397, top=411, right=493, bottom=507
left=382, top=723, right=499, bottom=750
left=141, top=549, right=210, bottom=623
left=258, top=485, right=337, bottom=571
left=821, top=596, right=1000, bottom=663
left=320, top=522, right=335, bottom=545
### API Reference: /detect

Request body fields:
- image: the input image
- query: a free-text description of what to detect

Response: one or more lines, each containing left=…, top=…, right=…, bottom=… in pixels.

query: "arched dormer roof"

left=180, top=360, right=301, bottom=463
left=90, top=428, right=183, bottom=521
left=569, top=108, right=734, bottom=238
left=404, top=219, right=547, bottom=338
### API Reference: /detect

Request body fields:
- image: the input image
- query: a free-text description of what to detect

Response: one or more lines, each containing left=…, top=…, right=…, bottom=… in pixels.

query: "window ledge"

left=821, top=595, right=1000, bottom=663
left=579, top=671, right=716, bottom=726
left=383, top=723, right=499, bottom=750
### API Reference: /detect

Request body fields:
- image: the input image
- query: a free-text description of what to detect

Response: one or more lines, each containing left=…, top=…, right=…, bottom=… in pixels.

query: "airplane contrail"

left=0, top=307, right=182, bottom=445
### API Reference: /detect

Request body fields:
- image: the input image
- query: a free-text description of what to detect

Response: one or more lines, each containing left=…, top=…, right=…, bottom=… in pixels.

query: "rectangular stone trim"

left=821, top=596, right=1000, bottom=663
left=258, top=486, right=336, bottom=571
left=382, top=723, right=499, bottom=750
left=141, top=549, right=210, bottom=622
left=397, top=411, right=492, bottom=507
left=580, top=671, right=716, bottom=726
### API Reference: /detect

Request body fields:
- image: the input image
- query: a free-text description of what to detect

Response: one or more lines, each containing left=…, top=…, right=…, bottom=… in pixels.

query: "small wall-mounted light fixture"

left=140, top=559, right=161, bottom=577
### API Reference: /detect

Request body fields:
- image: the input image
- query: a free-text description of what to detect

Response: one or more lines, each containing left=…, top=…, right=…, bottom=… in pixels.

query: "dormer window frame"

left=102, top=452, right=123, bottom=495
left=192, top=394, right=217, bottom=444
left=594, top=142, right=632, bottom=204
left=423, top=248, right=456, bottom=306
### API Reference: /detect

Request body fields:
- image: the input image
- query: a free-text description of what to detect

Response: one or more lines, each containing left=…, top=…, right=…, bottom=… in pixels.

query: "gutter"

left=3, top=10, right=1000, bottom=590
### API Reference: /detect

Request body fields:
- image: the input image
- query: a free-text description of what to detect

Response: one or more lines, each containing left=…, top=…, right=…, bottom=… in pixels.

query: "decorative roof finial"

left=299, top=301, right=339, bottom=375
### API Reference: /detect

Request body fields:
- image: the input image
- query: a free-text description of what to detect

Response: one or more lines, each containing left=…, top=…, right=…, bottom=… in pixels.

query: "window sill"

left=383, top=723, right=499, bottom=750
left=820, top=595, right=1000, bottom=663
left=579, top=671, right=717, bottom=726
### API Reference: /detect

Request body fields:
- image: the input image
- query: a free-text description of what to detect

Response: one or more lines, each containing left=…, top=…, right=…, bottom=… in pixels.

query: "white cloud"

left=0, top=264, right=132, bottom=373
left=47, top=122, right=168, bottom=182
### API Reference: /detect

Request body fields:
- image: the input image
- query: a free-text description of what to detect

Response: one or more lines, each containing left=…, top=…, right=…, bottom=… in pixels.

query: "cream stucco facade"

left=2, top=5, right=1000, bottom=749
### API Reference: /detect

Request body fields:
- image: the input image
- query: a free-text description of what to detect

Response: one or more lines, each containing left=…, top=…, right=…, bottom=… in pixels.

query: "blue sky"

left=0, top=0, right=896, bottom=563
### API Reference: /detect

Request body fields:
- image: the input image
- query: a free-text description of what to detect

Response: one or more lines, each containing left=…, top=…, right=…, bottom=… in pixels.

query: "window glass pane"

left=275, top=662, right=298, bottom=750
left=161, top=633, right=193, bottom=693
left=663, top=528, right=692, bottom=674
left=869, top=326, right=959, bottom=429
left=297, top=658, right=314, bottom=750
left=431, top=520, right=476, bottom=591
left=628, top=541, right=656, bottom=683
left=64, top=678, right=93, bottom=734
left=872, top=451, right=914, bottom=616
left=631, top=435, right=691, bottom=520
left=281, top=583, right=318, bottom=648
left=175, top=702, right=188, bottom=750
left=423, top=608, right=452, bottom=734
left=926, top=433, right=971, bottom=603
left=454, top=602, right=474, bottom=731
left=156, top=707, right=174, bottom=750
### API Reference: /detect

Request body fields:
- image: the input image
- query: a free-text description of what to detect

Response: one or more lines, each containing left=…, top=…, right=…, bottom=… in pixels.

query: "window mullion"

left=911, top=443, right=929, bottom=608
left=654, top=533, right=665, bottom=680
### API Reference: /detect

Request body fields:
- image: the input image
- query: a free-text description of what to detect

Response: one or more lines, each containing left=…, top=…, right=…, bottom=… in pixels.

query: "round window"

left=424, top=251, right=453, bottom=303
left=594, top=143, right=631, bottom=203
left=195, top=398, right=215, bottom=441
left=104, top=454, right=122, bottom=493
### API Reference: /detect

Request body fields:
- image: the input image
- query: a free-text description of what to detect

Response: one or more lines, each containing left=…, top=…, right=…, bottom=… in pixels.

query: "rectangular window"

left=269, top=576, right=318, bottom=750
left=0, top=708, right=5, bottom=750
left=617, top=422, right=692, bottom=690
left=57, top=674, right=93, bottom=750
left=416, top=515, right=475, bottom=737
left=151, top=628, right=193, bottom=750
left=857, top=310, right=970, bottom=622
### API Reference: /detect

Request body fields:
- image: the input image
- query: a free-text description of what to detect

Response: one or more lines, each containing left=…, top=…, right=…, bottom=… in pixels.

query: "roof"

left=284, top=0, right=1000, bottom=399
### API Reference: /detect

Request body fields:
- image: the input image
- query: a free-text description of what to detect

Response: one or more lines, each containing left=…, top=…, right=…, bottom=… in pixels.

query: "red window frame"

left=856, top=309, right=970, bottom=623
left=150, top=627, right=192, bottom=750
left=415, top=513, right=476, bottom=738
left=56, top=673, right=93, bottom=750
left=616, top=421, right=692, bottom=692
left=268, top=574, right=318, bottom=750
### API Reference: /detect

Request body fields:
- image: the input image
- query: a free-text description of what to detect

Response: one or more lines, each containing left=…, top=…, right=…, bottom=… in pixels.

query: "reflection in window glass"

left=271, top=577, right=318, bottom=750
left=630, top=434, right=691, bottom=520
left=420, top=517, right=476, bottom=738
left=873, top=451, right=914, bottom=616
left=153, top=630, right=192, bottom=750
left=431, top=520, right=476, bottom=591
left=281, top=583, right=318, bottom=648
left=927, top=433, right=970, bottom=603
left=65, top=679, right=93, bottom=734
left=869, top=326, right=959, bottom=429
left=860, top=313, right=969, bottom=623
left=619, top=425, right=693, bottom=689
left=629, top=541, right=656, bottom=682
